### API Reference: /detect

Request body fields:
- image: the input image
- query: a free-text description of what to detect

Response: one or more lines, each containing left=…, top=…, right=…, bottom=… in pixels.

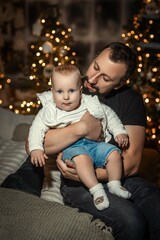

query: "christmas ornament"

left=145, top=0, right=159, bottom=15
left=42, top=41, right=53, bottom=54
left=14, top=89, right=36, bottom=101
left=156, top=102, right=160, bottom=111
left=32, top=19, right=43, bottom=36
left=43, top=63, right=54, bottom=78
left=59, top=47, right=67, bottom=57
left=13, top=31, right=25, bottom=51
left=14, top=7, right=25, bottom=29
left=0, top=28, right=4, bottom=48
left=0, top=55, right=4, bottom=74
left=2, top=2, right=14, bottom=22
left=146, top=71, right=153, bottom=80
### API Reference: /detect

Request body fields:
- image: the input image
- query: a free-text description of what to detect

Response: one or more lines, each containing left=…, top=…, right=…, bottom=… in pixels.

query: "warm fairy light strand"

left=0, top=9, right=77, bottom=116
left=121, top=0, right=160, bottom=150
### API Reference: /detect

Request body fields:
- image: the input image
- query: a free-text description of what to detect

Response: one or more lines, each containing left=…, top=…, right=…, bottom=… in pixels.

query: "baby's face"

left=52, top=72, right=82, bottom=112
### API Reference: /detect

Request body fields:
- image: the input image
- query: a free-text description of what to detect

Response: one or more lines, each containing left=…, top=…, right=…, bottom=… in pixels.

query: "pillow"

left=12, top=123, right=31, bottom=142
left=0, top=107, right=35, bottom=140
left=0, top=107, right=64, bottom=204
left=0, top=136, right=64, bottom=205
left=0, top=137, right=28, bottom=184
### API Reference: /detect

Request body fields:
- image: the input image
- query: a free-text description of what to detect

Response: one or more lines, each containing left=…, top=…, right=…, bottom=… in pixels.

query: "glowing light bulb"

left=55, top=37, right=60, bottom=42
left=151, top=134, right=156, bottom=139
left=147, top=116, right=151, bottom=122
left=150, top=34, right=154, bottom=39
left=145, top=98, right=149, bottom=103
left=152, top=68, right=157, bottom=72
left=7, top=78, right=11, bottom=83
left=151, top=78, right=156, bottom=82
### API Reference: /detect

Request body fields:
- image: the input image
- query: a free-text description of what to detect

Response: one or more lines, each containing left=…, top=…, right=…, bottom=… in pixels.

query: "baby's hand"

left=115, top=134, right=129, bottom=148
left=31, top=149, right=48, bottom=167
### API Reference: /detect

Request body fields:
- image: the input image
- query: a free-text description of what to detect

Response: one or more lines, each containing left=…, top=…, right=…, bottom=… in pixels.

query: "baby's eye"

left=69, top=89, right=75, bottom=93
left=56, top=90, right=62, bottom=94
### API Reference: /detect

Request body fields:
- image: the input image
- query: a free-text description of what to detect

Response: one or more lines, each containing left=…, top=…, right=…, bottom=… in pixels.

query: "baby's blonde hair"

left=51, top=64, right=82, bottom=86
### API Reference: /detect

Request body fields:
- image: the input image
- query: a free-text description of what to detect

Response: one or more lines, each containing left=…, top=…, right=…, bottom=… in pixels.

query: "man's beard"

left=81, top=76, right=100, bottom=96
left=83, top=85, right=100, bottom=96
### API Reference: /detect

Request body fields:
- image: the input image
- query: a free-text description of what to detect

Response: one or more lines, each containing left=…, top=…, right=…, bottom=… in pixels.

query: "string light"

left=121, top=0, right=160, bottom=150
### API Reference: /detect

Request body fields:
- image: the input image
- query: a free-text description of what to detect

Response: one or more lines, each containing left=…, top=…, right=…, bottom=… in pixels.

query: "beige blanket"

left=0, top=188, right=113, bottom=240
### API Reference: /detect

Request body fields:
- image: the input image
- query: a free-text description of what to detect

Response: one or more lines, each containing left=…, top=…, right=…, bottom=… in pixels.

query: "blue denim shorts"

left=62, top=138, right=120, bottom=168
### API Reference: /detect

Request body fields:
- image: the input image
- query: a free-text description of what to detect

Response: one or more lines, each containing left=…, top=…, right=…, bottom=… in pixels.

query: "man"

left=43, top=42, right=160, bottom=240
left=2, top=42, right=160, bottom=240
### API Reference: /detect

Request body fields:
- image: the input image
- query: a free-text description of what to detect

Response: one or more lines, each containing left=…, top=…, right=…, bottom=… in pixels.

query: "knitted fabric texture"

left=0, top=188, right=113, bottom=240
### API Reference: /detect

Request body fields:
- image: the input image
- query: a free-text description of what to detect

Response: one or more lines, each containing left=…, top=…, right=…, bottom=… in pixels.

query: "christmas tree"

left=0, top=3, right=77, bottom=115
left=28, top=5, right=77, bottom=93
left=0, top=0, right=26, bottom=109
left=121, top=0, right=160, bottom=151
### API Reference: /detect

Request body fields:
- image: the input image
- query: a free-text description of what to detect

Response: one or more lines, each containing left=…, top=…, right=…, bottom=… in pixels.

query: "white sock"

left=107, top=180, right=131, bottom=199
left=89, top=183, right=109, bottom=211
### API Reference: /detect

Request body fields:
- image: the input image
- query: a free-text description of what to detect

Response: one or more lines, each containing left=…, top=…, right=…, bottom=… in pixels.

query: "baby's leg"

left=106, top=150, right=131, bottom=199
left=73, top=155, right=109, bottom=210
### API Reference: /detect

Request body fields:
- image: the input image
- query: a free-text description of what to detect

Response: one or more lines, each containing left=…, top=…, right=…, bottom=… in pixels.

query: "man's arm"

left=44, top=111, right=102, bottom=155
left=95, top=125, right=145, bottom=181
left=58, top=125, right=146, bottom=182
left=121, top=125, right=146, bottom=176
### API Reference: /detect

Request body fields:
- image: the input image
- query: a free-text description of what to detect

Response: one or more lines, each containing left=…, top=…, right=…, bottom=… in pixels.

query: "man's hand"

left=31, top=149, right=48, bottom=167
left=56, top=153, right=80, bottom=181
left=80, top=111, right=102, bottom=141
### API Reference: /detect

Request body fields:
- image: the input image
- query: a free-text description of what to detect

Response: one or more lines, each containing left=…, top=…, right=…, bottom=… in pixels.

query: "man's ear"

left=114, top=81, right=124, bottom=90
left=80, top=85, right=83, bottom=92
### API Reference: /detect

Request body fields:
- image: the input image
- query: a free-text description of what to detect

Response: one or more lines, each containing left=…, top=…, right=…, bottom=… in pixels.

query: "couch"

left=0, top=107, right=159, bottom=240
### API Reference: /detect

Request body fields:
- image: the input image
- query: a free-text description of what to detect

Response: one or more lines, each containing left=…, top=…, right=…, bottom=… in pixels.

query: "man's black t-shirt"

left=98, top=85, right=147, bottom=145
left=99, top=85, right=147, bottom=127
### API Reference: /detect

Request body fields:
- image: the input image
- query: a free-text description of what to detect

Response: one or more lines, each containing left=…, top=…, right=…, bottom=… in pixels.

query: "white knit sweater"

left=28, top=91, right=127, bottom=152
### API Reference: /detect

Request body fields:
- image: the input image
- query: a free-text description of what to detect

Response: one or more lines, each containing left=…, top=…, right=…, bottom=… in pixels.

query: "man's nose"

left=88, top=72, right=100, bottom=84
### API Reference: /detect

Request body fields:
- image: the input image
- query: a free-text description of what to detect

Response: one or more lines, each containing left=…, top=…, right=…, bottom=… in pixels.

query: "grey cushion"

left=0, top=107, right=34, bottom=141
left=12, top=123, right=31, bottom=141
left=0, top=188, right=113, bottom=240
